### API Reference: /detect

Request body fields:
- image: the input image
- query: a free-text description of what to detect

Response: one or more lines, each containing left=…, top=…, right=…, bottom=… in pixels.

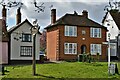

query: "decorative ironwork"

left=0, top=0, right=23, bottom=8
left=104, top=0, right=113, bottom=11
left=7, top=1, right=23, bottom=8
left=49, top=5, right=53, bottom=10
left=104, top=0, right=120, bottom=11
left=33, top=0, right=45, bottom=13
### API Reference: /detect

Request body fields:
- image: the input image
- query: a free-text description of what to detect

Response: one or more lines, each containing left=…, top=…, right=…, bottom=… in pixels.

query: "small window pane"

left=65, top=26, right=77, bottom=37
left=90, top=28, right=101, bottom=38
left=20, top=46, right=32, bottom=57
left=65, top=26, right=69, bottom=36
left=64, top=43, right=77, bottom=54
left=90, top=44, right=101, bottom=55
left=69, top=27, right=73, bottom=36
left=22, top=34, right=32, bottom=42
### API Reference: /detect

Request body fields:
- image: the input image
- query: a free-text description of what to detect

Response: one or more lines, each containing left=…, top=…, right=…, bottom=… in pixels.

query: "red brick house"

left=45, top=9, right=107, bottom=61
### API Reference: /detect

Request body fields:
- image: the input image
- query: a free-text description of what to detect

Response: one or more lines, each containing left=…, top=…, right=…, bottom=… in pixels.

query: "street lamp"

left=31, top=19, right=39, bottom=76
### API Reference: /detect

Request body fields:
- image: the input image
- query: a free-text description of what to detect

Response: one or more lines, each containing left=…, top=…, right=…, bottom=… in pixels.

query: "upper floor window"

left=90, top=28, right=101, bottom=38
left=64, top=43, right=77, bottom=54
left=90, top=44, right=101, bottom=55
left=65, top=25, right=77, bottom=37
left=22, top=34, right=32, bottom=42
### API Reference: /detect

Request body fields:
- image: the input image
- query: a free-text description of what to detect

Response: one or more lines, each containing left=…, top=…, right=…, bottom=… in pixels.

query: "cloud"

left=31, top=0, right=109, bottom=3
left=0, top=0, right=110, bottom=31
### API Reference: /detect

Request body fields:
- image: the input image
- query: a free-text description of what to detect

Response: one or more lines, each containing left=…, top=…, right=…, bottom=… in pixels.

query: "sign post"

left=102, top=33, right=111, bottom=75
left=108, top=33, right=111, bottom=68
left=108, top=33, right=111, bottom=75
left=31, top=19, right=40, bottom=76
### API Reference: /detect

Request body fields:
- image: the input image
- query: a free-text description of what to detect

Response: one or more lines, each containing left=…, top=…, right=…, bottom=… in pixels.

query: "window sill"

left=65, top=36, right=77, bottom=37
left=64, top=53, right=77, bottom=55
left=91, top=37, right=101, bottom=39
left=21, top=41, right=32, bottom=42
left=20, top=56, right=32, bottom=57
left=91, top=54, right=102, bottom=56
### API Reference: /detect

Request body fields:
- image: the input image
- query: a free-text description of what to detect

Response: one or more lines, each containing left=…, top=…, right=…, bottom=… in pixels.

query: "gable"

left=103, top=10, right=120, bottom=30
left=110, top=11, right=120, bottom=30
left=102, top=12, right=108, bottom=24
left=8, top=19, right=33, bottom=33
left=102, top=11, right=120, bottom=40
left=102, top=12, right=113, bottom=27
left=13, top=22, right=32, bottom=33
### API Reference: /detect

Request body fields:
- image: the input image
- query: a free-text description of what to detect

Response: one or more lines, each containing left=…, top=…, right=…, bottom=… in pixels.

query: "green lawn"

left=1, top=62, right=120, bottom=79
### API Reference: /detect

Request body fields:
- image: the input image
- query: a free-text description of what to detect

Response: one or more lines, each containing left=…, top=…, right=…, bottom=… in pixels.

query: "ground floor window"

left=20, top=46, right=32, bottom=57
left=90, top=44, right=101, bottom=55
left=64, top=43, right=77, bottom=54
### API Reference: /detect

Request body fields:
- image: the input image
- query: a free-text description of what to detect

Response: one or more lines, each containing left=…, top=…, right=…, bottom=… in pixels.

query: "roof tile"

left=45, top=13, right=106, bottom=29
left=109, top=10, right=120, bottom=30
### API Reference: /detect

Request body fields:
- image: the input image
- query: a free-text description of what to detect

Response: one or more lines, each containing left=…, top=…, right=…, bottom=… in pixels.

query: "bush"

left=82, top=53, right=87, bottom=62
left=96, top=53, right=100, bottom=62
left=87, top=53, right=92, bottom=63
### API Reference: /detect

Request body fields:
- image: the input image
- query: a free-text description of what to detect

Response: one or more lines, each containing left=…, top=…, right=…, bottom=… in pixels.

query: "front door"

left=81, top=45, right=86, bottom=54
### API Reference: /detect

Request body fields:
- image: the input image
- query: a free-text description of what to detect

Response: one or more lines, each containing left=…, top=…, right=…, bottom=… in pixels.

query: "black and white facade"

left=8, top=19, right=41, bottom=64
left=117, top=34, right=120, bottom=60
left=102, top=9, right=120, bottom=60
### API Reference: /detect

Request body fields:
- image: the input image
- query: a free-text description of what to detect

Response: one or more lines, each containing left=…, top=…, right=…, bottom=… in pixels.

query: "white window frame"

left=64, top=43, right=77, bottom=54
left=22, top=33, right=32, bottom=42
left=90, top=44, right=102, bottom=55
left=65, top=25, right=77, bottom=37
left=20, top=46, right=32, bottom=57
left=90, top=28, right=101, bottom=38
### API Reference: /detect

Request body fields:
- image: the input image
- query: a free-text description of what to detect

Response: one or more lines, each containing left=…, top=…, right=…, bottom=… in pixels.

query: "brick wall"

left=47, top=26, right=58, bottom=61
left=58, top=25, right=107, bottom=61
left=46, top=25, right=107, bottom=61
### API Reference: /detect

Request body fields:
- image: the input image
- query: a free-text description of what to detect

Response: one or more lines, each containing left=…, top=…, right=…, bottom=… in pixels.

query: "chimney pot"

left=16, top=7, right=21, bottom=24
left=82, top=10, right=88, bottom=18
left=51, top=9, right=56, bottom=24
left=2, top=5, right=7, bottom=20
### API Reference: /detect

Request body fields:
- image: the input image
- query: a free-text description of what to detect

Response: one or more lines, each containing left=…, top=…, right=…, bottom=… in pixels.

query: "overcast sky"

left=0, top=0, right=119, bottom=31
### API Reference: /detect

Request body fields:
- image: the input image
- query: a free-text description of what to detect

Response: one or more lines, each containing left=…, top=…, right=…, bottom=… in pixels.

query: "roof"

left=45, top=13, right=107, bottom=29
left=8, top=19, right=33, bottom=33
left=109, top=10, right=120, bottom=30
left=102, top=9, right=120, bottom=30
left=102, top=12, right=108, bottom=24
left=8, top=19, right=41, bottom=35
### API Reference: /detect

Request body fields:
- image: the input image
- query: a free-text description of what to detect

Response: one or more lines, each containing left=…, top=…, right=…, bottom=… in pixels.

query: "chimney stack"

left=82, top=10, right=88, bottom=18
left=16, top=7, right=21, bottom=24
left=51, top=9, right=56, bottom=24
left=2, top=5, right=9, bottom=42
left=2, top=5, right=7, bottom=21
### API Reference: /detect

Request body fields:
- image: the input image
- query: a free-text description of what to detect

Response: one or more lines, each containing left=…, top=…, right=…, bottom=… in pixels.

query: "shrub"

left=96, top=53, right=100, bottom=62
left=87, top=53, right=92, bottom=63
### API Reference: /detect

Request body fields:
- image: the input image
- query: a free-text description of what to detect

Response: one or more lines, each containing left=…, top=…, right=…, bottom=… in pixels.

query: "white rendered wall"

left=10, top=22, right=40, bottom=60
left=103, top=12, right=119, bottom=41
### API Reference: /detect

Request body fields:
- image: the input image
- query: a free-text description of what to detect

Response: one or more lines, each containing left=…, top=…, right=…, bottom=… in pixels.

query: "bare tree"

left=104, top=0, right=120, bottom=11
